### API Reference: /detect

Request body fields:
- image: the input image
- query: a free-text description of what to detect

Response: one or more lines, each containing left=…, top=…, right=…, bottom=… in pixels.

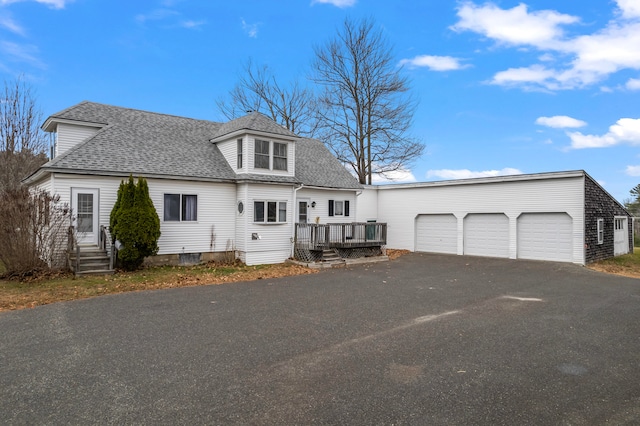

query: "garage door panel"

left=416, top=214, right=457, bottom=254
left=464, top=213, right=509, bottom=258
left=518, top=213, right=572, bottom=262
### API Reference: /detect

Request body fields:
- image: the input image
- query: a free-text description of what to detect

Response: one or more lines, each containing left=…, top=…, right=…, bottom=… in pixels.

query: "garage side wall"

left=584, top=176, right=632, bottom=263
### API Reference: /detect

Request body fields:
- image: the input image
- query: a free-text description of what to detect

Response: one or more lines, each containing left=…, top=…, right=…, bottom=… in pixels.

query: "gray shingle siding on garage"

left=32, top=102, right=361, bottom=190
left=584, top=174, right=633, bottom=263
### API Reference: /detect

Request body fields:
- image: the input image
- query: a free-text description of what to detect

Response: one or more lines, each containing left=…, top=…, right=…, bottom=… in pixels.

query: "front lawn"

left=0, top=262, right=317, bottom=312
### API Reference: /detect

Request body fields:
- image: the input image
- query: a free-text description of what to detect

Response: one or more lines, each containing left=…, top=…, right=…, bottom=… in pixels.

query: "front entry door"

left=72, top=188, right=99, bottom=246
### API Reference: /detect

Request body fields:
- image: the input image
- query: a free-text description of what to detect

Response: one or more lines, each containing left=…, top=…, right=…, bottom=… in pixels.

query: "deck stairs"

left=321, top=249, right=345, bottom=265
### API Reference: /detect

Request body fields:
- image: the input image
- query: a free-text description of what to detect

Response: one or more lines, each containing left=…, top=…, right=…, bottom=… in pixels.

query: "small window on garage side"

left=597, top=218, right=604, bottom=244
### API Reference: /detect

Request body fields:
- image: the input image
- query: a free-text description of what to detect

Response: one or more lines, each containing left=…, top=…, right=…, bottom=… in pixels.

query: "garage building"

left=357, top=171, right=631, bottom=265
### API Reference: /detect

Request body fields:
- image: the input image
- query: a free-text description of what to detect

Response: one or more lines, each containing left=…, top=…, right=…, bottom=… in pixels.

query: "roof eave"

left=211, top=129, right=298, bottom=143
left=41, top=117, right=107, bottom=132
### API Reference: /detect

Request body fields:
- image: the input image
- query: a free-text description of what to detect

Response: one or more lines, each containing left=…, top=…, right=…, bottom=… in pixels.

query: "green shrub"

left=111, top=176, right=160, bottom=271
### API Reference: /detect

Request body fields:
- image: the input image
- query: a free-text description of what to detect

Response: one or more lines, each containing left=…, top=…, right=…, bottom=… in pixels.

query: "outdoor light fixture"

left=311, top=201, right=316, bottom=208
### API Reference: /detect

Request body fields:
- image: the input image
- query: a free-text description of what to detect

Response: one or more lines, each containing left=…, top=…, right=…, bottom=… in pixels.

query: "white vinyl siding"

left=246, top=184, right=293, bottom=265
left=373, top=174, right=585, bottom=264
left=216, top=138, right=244, bottom=173
left=463, top=213, right=509, bottom=258
left=56, top=123, right=101, bottom=157
left=415, top=214, right=458, bottom=254
left=235, top=183, right=249, bottom=261
left=517, top=213, right=573, bottom=262
left=48, top=174, right=236, bottom=256
left=297, top=188, right=358, bottom=225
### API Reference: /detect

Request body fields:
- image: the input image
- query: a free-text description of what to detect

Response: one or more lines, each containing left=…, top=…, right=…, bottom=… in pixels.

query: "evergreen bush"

left=111, top=176, right=160, bottom=270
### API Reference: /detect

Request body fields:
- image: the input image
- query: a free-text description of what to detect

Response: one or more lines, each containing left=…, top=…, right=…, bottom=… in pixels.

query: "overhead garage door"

left=518, top=213, right=573, bottom=262
left=416, top=214, right=457, bottom=254
left=464, top=213, right=509, bottom=258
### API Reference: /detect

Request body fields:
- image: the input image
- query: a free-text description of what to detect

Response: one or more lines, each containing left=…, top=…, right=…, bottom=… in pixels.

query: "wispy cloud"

left=536, top=115, right=587, bottom=129
left=451, top=1, right=640, bottom=91
left=179, top=20, right=205, bottom=30
left=0, top=12, right=24, bottom=36
left=626, top=78, right=640, bottom=90
left=136, top=8, right=179, bottom=24
left=311, top=0, right=356, bottom=8
left=136, top=7, right=205, bottom=30
left=241, top=18, right=259, bottom=38
left=0, top=40, right=46, bottom=68
left=625, top=165, right=640, bottom=176
left=426, top=168, right=523, bottom=180
left=0, top=0, right=71, bottom=8
left=399, top=55, right=469, bottom=71
left=568, top=118, right=640, bottom=149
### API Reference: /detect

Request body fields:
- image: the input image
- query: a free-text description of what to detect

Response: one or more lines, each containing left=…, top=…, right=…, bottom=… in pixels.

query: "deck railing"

left=294, top=222, right=387, bottom=250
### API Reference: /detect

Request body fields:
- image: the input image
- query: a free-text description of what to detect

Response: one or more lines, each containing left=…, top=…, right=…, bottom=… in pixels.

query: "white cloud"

left=536, top=115, right=587, bottom=129
left=179, top=20, right=205, bottom=29
left=451, top=2, right=578, bottom=47
left=627, top=78, right=640, bottom=90
left=136, top=9, right=179, bottom=24
left=311, top=0, right=356, bottom=8
left=568, top=118, right=640, bottom=149
left=625, top=165, right=640, bottom=176
left=617, top=0, right=640, bottom=19
left=0, top=0, right=70, bottom=8
left=426, top=168, right=523, bottom=180
left=372, top=168, right=417, bottom=184
left=399, top=55, right=468, bottom=71
left=0, top=13, right=24, bottom=35
left=241, top=18, right=259, bottom=38
left=0, top=40, right=45, bottom=68
left=453, top=1, right=640, bottom=90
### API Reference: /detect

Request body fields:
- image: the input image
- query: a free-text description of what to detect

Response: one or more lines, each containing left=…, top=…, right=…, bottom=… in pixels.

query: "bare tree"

left=311, top=17, right=424, bottom=184
left=0, top=77, right=49, bottom=191
left=216, top=60, right=319, bottom=137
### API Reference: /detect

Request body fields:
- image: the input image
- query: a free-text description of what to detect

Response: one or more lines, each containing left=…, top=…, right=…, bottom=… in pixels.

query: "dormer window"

left=254, top=139, right=288, bottom=171
left=273, top=142, right=287, bottom=171
left=237, top=138, right=243, bottom=169
left=255, top=139, right=270, bottom=169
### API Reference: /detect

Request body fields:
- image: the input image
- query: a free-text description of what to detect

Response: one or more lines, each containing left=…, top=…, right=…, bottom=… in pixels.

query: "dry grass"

left=0, top=262, right=317, bottom=312
left=587, top=247, right=640, bottom=279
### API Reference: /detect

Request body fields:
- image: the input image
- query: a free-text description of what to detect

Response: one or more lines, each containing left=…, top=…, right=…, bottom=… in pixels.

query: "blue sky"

left=2, top=0, right=640, bottom=202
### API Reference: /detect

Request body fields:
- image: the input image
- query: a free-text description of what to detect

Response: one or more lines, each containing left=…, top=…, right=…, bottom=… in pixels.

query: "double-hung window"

left=237, top=138, right=243, bottom=169
left=254, top=201, right=287, bottom=223
left=597, top=218, right=604, bottom=244
left=164, top=194, right=197, bottom=222
left=273, top=142, right=287, bottom=171
left=254, top=139, right=288, bottom=171
left=328, top=200, right=350, bottom=217
left=254, top=139, right=270, bottom=169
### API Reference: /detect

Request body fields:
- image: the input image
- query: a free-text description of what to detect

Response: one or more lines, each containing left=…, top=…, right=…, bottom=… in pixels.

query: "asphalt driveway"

left=1, top=253, right=639, bottom=425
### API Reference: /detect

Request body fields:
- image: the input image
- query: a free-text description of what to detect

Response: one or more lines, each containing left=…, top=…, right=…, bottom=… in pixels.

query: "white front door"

left=614, top=217, right=629, bottom=256
left=72, top=188, right=99, bottom=246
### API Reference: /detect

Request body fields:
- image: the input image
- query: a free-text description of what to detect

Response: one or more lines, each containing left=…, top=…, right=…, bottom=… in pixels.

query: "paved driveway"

left=1, top=253, right=640, bottom=425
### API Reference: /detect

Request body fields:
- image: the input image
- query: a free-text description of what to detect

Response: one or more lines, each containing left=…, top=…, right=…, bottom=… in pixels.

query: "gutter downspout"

left=291, top=184, right=304, bottom=259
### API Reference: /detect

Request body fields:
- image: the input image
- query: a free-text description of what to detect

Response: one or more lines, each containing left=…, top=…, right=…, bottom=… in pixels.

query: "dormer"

left=210, top=112, right=298, bottom=177
left=42, top=116, right=104, bottom=159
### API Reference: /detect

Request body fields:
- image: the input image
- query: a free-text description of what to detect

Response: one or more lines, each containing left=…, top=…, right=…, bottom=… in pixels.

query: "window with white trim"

left=597, top=218, right=604, bottom=244
left=254, top=139, right=270, bottom=169
left=273, top=142, right=287, bottom=171
left=328, top=200, right=350, bottom=217
left=254, top=139, right=288, bottom=171
left=254, top=201, right=287, bottom=223
left=237, top=138, right=243, bottom=169
left=164, top=194, right=197, bottom=222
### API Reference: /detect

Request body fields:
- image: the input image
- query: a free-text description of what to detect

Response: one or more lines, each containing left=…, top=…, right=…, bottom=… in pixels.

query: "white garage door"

left=518, top=213, right=573, bottom=262
left=464, top=213, right=509, bottom=258
left=416, top=214, right=457, bottom=254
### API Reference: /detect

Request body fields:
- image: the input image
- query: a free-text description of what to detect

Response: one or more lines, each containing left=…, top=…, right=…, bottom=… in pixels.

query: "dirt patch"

left=386, top=249, right=410, bottom=260
left=587, top=263, right=640, bottom=279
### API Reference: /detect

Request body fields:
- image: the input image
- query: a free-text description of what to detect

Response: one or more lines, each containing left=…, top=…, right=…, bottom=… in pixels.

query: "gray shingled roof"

left=31, top=101, right=361, bottom=189
left=212, top=111, right=298, bottom=140
left=295, top=138, right=362, bottom=189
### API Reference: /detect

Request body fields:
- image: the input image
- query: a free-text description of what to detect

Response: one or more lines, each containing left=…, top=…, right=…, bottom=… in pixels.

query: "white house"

left=24, top=101, right=631, bottom=272
left=24, top=101, right=363, bottom=269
